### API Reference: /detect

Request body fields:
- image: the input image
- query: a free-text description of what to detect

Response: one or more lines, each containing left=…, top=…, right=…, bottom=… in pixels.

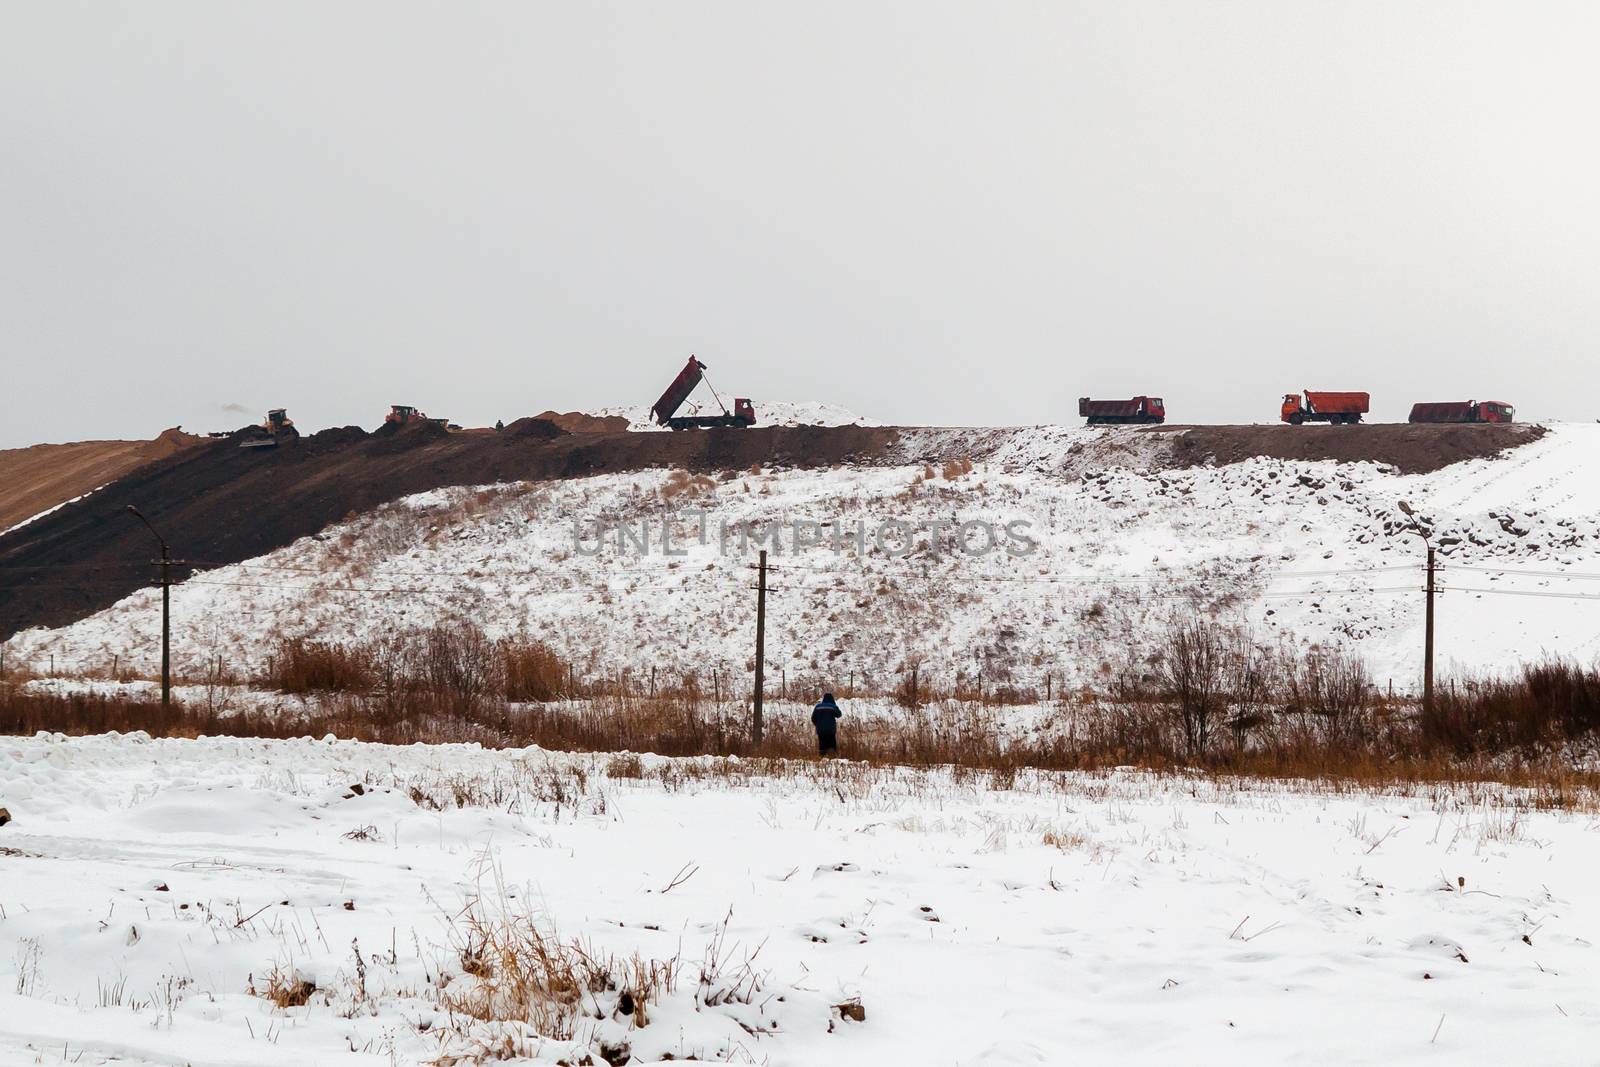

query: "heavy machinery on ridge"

left=385, top=405, right=429, bottom=428
left=1281, top=391, right=1369, bottom=425
left=1409, top=400, right=1515, bottom=424
left=239, top=408, right=297, bottom=449
left=1078, top=396, right=1166, bottom=425
left=651, top=356, right=756, bottom=430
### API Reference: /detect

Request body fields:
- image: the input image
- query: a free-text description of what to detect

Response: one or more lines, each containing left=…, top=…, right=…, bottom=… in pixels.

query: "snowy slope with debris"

left=6, top=425, right=1600, bottom=690
left=0, top=734, right=1595, bottom=1065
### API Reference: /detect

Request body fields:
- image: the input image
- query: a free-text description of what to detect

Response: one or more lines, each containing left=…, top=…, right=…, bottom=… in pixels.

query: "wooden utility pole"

left=1423, top=543, right=1436, bottom=716
left=127, top=506, right=176, bottom=708
left=158, top=541, right=172, bottom=706
left=753, top=550, right=767, bottom=744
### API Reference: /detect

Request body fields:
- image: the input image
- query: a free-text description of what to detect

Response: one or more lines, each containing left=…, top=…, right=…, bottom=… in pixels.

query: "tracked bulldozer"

left=239, top=408, right=298, bottom=449
left=385, top=404, right=427, bottom=427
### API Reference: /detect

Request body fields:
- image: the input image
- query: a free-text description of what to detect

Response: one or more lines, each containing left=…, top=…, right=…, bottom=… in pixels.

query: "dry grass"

left=503, top=641, right=567, bottom=703
left=440, top=898, right=678, bottom=1044
left=10, top=615, right=1600, bottom=805
left=1423, top=659, right=1600, bottom=753
left=660, top=469, right=717, bottom=500
left=5, top=678, right=1599, bottom=806
left=269, top=636, right=371, bottom=693
left=265, top=625, right=574, bottom=708
left=251, top=964, right=317, bottom=1009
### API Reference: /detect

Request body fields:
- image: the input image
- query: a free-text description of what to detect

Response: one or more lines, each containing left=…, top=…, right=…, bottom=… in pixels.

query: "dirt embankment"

left=1159, top=422, right=1545, bottom=475
left=0, top=428, right=203, bottom=533
left=0, top=422, right=896, bottom=640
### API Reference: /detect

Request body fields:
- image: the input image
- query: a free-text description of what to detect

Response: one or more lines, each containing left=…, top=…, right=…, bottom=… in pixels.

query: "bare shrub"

left=1154, top=617, right=1231, bottom=757
left=267, top=636, right=371, bottom=693
left=503, top=640, right=568, bottom=703
left=421, top=622, right=503, bottom=714
left=1284, top=647, right=1371, bottom=744
left=1525, top=659, right=1600, bottom=737
left=368, top=630, right=418, bottom=712
left=1425, top=659, right=1600, bottom=753
left=893, top=669, right=924, bottom=709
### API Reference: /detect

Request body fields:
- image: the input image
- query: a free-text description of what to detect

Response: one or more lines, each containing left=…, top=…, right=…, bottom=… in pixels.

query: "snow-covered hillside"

left=1, top=734, right=1593, bottom=1065
left=7, top=425, right=1600, bottom=690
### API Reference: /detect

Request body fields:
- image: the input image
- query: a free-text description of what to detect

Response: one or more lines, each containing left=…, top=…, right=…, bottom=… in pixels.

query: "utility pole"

left=1423, top=543, right=1436, bottom=716
left=126, top=506, right=176, bottom=708
left=753, top=550, right=767, bottom=744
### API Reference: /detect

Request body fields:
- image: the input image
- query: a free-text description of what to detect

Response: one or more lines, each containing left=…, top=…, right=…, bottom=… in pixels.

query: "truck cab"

left=1281, top=394, right=1303, bottom=423
left=1478, top=401, right=1515, bottom=423
left=733, top=398, right=756, bottom=425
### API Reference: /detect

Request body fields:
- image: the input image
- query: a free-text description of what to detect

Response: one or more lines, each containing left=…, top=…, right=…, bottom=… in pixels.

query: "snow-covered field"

left=8, top=425, right=1600, bottom=693
left=0, top=734, right=1594, bottom=1065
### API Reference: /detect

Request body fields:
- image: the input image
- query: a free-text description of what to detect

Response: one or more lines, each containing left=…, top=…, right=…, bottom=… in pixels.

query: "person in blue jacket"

left=812, top=692, right=842, bottom=756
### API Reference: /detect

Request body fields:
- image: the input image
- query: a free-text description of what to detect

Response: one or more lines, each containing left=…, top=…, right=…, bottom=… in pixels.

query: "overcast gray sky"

left=4, top=2, right=1599, bottom=448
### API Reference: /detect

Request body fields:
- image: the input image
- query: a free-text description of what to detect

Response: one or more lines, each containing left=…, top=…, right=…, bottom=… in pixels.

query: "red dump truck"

left=650, top=356, right=755, bottom=430
left=1408, top=400, right=1515, bottom=424
left=1280, top=391, right=1369, bottom=425
left=1078, top=396, right=1166, bottom=425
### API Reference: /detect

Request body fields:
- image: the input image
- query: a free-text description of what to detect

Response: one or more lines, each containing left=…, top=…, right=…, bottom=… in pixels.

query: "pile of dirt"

left=1160, top=423, right=1545, bottom=475
left=531, top=410, right=632, bottom=434
left=0, top=428, right=204, bottom=533
left=504, top=417, right=568, bottom=439
left=0, top=423, right=896, bottom=639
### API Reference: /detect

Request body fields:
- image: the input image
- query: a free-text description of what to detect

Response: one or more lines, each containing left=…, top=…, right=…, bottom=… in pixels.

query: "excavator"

left=650, top=356, right=756, bottom=430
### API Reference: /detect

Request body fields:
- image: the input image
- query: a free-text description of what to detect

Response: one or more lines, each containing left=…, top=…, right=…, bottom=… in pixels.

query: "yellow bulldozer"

left=239, top=408, right=297, bottom=449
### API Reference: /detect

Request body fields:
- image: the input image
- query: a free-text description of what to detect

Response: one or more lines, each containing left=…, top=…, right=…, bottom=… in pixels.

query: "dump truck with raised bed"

left=1281, top=391, right=1369, bottom=425
left=650, top=356, right=755, bottom=430
left=1078, top=396, right=1165, bottom=425
left=1408, top=400, right=1515, bottom=424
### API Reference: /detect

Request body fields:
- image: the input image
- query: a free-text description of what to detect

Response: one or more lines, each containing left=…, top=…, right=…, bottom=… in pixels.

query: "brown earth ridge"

left=0, top=428, right=203, bottom=533
left=0, top=420, right=1540, bottom=641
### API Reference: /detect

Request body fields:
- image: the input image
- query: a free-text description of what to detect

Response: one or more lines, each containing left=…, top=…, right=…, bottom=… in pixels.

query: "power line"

left=1442, top=585, right=1600, bottom=602
left=1450, top=564, right=1600, bottom=581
